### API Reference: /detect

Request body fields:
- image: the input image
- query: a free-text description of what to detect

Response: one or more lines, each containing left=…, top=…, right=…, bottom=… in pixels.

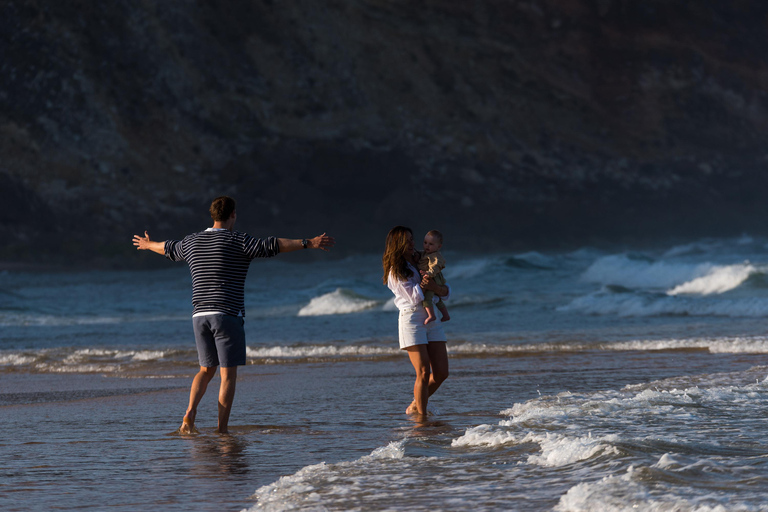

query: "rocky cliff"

left=2, top=0, right=768, bottom=267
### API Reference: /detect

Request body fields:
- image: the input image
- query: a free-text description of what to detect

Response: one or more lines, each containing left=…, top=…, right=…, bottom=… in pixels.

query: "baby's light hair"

left=426, top=230, right=443, bottom=243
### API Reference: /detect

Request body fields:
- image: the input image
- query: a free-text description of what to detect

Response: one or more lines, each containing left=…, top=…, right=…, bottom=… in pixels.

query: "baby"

left=418, top=230, right=450, bottom=325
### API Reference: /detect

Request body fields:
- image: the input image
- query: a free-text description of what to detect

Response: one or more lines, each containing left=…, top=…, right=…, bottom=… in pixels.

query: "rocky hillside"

left=2, top=1, right=768, bottom=267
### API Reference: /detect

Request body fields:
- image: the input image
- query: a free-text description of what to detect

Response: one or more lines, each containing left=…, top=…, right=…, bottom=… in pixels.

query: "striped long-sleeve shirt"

left=165, top=229, right=280, bottom=317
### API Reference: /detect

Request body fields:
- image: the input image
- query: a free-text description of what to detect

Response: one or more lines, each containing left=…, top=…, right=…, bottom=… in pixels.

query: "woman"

left=383, top=226, right=450, bottom=416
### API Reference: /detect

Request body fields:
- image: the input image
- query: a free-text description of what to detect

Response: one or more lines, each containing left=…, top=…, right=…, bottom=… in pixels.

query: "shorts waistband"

left=399, top=306, right=421, bottom=314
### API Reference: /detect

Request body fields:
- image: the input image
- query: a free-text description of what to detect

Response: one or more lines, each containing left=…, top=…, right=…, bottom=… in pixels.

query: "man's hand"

left=132, top=231, right=166, bottom=255
left=133, top=231, right=151, bottom=250
left=277, top=233, right=336, bottom=253
left=309, top=233, right=335, bottom=251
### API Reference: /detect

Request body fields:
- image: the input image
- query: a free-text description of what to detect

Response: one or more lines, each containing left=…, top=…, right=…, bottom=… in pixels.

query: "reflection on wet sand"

left=185, top=434, right=250, bottom=478
left=407, top=417, right=453, bottom=434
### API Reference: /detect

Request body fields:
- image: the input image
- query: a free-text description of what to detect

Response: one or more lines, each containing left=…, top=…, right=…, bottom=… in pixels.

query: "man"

left=132, top=196, right=335, bottom=434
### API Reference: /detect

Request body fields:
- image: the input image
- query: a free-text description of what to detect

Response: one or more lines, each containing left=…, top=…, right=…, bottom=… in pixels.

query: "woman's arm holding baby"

left=421, top=274, right=449, bottom=298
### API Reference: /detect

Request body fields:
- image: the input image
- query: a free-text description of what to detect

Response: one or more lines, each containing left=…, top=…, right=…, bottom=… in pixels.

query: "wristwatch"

left=301, top=239, right=308, bottom=249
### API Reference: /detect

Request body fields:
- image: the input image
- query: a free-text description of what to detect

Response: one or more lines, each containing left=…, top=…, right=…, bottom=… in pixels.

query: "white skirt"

left=398, top=306, right=447, bottom=350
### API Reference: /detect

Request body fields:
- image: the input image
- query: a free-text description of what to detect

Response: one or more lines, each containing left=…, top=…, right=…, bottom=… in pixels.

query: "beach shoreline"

left=3, top=348, right=768, bottom=511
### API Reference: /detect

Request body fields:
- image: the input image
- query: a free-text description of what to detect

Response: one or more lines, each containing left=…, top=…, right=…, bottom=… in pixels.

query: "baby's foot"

left=439, top=310, right=450, bottom=322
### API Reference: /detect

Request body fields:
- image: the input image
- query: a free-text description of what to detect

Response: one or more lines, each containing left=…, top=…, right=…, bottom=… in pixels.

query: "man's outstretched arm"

left=133, top=231, right=166, bottom=255
left=277, top=233, right=335, bottom=253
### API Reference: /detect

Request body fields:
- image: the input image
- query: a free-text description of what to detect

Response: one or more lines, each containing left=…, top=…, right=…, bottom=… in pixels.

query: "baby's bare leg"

left=424, top=305, right=437, bottom=324
left=437, top=302, right=450, bottom=322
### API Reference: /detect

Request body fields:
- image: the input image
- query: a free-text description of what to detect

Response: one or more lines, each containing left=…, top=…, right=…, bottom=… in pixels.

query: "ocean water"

left=4, top=235, right=768, bottom=511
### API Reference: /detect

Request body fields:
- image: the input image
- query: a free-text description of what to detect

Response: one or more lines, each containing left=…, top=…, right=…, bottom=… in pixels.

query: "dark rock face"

left=2, top=1, right=768, bottom=266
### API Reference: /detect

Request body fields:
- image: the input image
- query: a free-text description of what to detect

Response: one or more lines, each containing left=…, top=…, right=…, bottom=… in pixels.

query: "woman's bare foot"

left=405, top=401, right=435, bottom=416
left=179, top=414, right=198, bottom=434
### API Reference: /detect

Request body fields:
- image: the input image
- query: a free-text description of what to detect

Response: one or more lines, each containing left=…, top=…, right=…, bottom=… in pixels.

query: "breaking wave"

left=667, top=263, right=760, bottom=296
left=297, top=288, right=380, bottom=316
left=582, top=254, right=765, bottom=293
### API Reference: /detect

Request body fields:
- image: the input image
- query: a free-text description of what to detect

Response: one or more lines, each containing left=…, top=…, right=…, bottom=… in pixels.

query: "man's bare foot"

left=405, top=400, right=419, bottom=414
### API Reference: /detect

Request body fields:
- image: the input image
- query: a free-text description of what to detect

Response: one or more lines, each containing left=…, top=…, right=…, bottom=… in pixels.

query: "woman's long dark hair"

left=382, top=226, right=413, bottom=284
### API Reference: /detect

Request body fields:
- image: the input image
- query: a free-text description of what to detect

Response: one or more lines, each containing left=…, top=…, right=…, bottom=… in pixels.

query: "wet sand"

left=3, top=350, right=765, bottom=511
left=1, top=359, right=437, bottom=511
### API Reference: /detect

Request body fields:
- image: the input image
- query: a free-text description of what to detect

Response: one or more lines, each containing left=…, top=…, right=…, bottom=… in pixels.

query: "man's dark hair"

left=210, top=196, right=236, bottom=222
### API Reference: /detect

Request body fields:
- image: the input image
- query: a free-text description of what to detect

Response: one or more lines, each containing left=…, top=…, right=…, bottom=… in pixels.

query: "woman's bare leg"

left=406, top=345, right=431, bottom=415
left=426, top=341, right=449, bottom=395
left=405, top=342, right=449, bottom=414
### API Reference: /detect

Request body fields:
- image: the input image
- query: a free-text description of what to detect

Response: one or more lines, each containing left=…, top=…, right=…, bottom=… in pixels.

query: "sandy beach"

left=4, top=347, right=767, bottom=511
left=6, top=245, right=768, bottom=510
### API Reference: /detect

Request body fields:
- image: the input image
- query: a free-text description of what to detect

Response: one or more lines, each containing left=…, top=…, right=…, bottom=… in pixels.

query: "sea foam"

left=451, top=424, right=520, bottom=448
left=451, top=427, right=620, bottom=467
left=610, top=336, right=768, bottom=354
left=0, top=312, right=185, bottom=327
left=525, top=432, right=621, bottom=467
left=5, top=336, right=766, bottom=375
left=245, top=344, right=398, bottom=360
left=555, top=466, right=742, bottom=512
left=248, top=440, right=407, bottom=511
left=0, top=353, right=38, bottom=366
left=0, top=347, right=189, bottom=374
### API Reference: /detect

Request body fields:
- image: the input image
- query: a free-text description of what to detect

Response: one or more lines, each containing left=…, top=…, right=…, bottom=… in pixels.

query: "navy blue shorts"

left=192, top=315, right=246, bottom=368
